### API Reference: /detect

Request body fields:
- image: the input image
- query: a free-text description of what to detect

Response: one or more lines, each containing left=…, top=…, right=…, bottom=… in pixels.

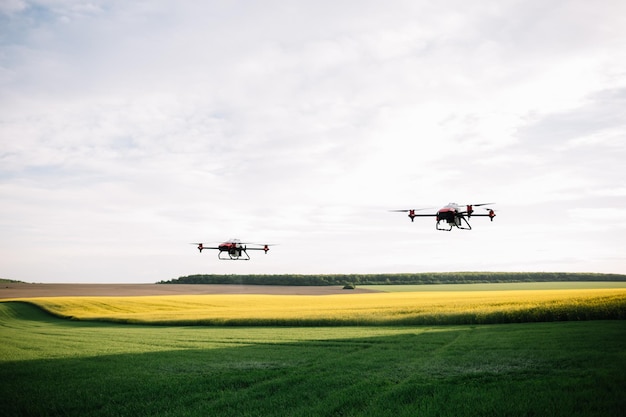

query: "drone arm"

left=195, top=245, right=220, bottom=252
left=470, top=212, right=496, bottom=221
left=246, top=245, right=270, bottom=254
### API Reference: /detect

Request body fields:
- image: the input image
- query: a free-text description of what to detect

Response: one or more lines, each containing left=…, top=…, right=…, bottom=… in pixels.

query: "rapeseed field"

left=17, top=288, right=626, bottom=325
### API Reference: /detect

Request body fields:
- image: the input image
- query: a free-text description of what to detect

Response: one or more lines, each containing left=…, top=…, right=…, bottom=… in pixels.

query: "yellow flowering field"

left=16, top=288, right=626, bottom=325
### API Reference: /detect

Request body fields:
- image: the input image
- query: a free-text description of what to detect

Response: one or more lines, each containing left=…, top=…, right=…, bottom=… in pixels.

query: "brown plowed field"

left=0, top=283, right=379, bottom=299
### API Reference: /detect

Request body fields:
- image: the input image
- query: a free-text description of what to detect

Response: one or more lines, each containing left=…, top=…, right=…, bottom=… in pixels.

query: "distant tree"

left=158, top=272, right=626, bottom=286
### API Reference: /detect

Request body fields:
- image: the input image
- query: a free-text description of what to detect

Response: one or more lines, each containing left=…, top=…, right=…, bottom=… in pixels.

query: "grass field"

left=2, top=283, right=626, bottom=416
left=1, top=301, right=625, bottom=417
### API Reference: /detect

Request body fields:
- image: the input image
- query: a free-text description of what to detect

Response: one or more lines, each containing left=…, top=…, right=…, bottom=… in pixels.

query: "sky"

left=1, top=0, right=625, bottom=283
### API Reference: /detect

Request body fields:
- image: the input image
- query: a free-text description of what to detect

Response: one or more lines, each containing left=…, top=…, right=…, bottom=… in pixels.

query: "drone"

left=193, top=239, right=272, bottom=260
left=391, top=202, right=496, bottom=231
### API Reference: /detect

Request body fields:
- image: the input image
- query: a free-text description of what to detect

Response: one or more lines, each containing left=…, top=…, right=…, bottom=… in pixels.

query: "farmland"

left=1, top=282, right=626, bottom=416
left=6, top=283, right=626, bottom=326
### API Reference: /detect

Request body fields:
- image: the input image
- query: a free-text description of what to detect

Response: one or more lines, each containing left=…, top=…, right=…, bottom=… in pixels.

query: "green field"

left=1, top=300, right=625, bottom=417
left=360, top=282, right=626, bottom=292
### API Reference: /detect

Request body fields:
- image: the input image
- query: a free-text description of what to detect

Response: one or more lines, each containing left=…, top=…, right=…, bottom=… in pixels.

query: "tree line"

left=158, top=272, right=626, bottom=286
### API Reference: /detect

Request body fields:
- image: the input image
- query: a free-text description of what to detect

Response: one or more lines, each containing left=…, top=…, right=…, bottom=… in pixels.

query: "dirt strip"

left=0, top=283, right=380, bottom=298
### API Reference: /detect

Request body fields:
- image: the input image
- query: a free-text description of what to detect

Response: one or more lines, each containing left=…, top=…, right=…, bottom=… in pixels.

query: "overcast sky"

left=1, top=0, right=625, bottom=283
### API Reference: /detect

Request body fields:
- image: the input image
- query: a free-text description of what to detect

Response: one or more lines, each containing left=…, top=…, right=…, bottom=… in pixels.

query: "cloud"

left=0, top=0, right=27, bottom=15
left=1, top=1, right=626, bottom=281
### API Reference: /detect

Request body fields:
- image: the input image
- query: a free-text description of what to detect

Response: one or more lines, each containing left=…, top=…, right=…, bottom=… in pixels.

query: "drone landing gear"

left=436, top=216, right=472, bottom=231
left=436, top=221, right=453, bottom=231
left=218, top=250, right=250, bottom=260
left=455, top=216, right=473, bottom=230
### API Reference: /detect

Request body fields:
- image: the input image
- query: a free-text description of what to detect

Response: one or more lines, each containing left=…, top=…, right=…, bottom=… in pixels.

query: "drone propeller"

left=459, top=203, right=496, bottom=217
left=227, top=240, right=277, bottom=247
left=192, top=242, right=208, bottom=252
left=245, top=243, right=277, bottom=253
left=390, top=208, right=436, bottom=222
left=461, top=202, right=495, bottom=209
left=389, top=208, right=432, bottom=213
